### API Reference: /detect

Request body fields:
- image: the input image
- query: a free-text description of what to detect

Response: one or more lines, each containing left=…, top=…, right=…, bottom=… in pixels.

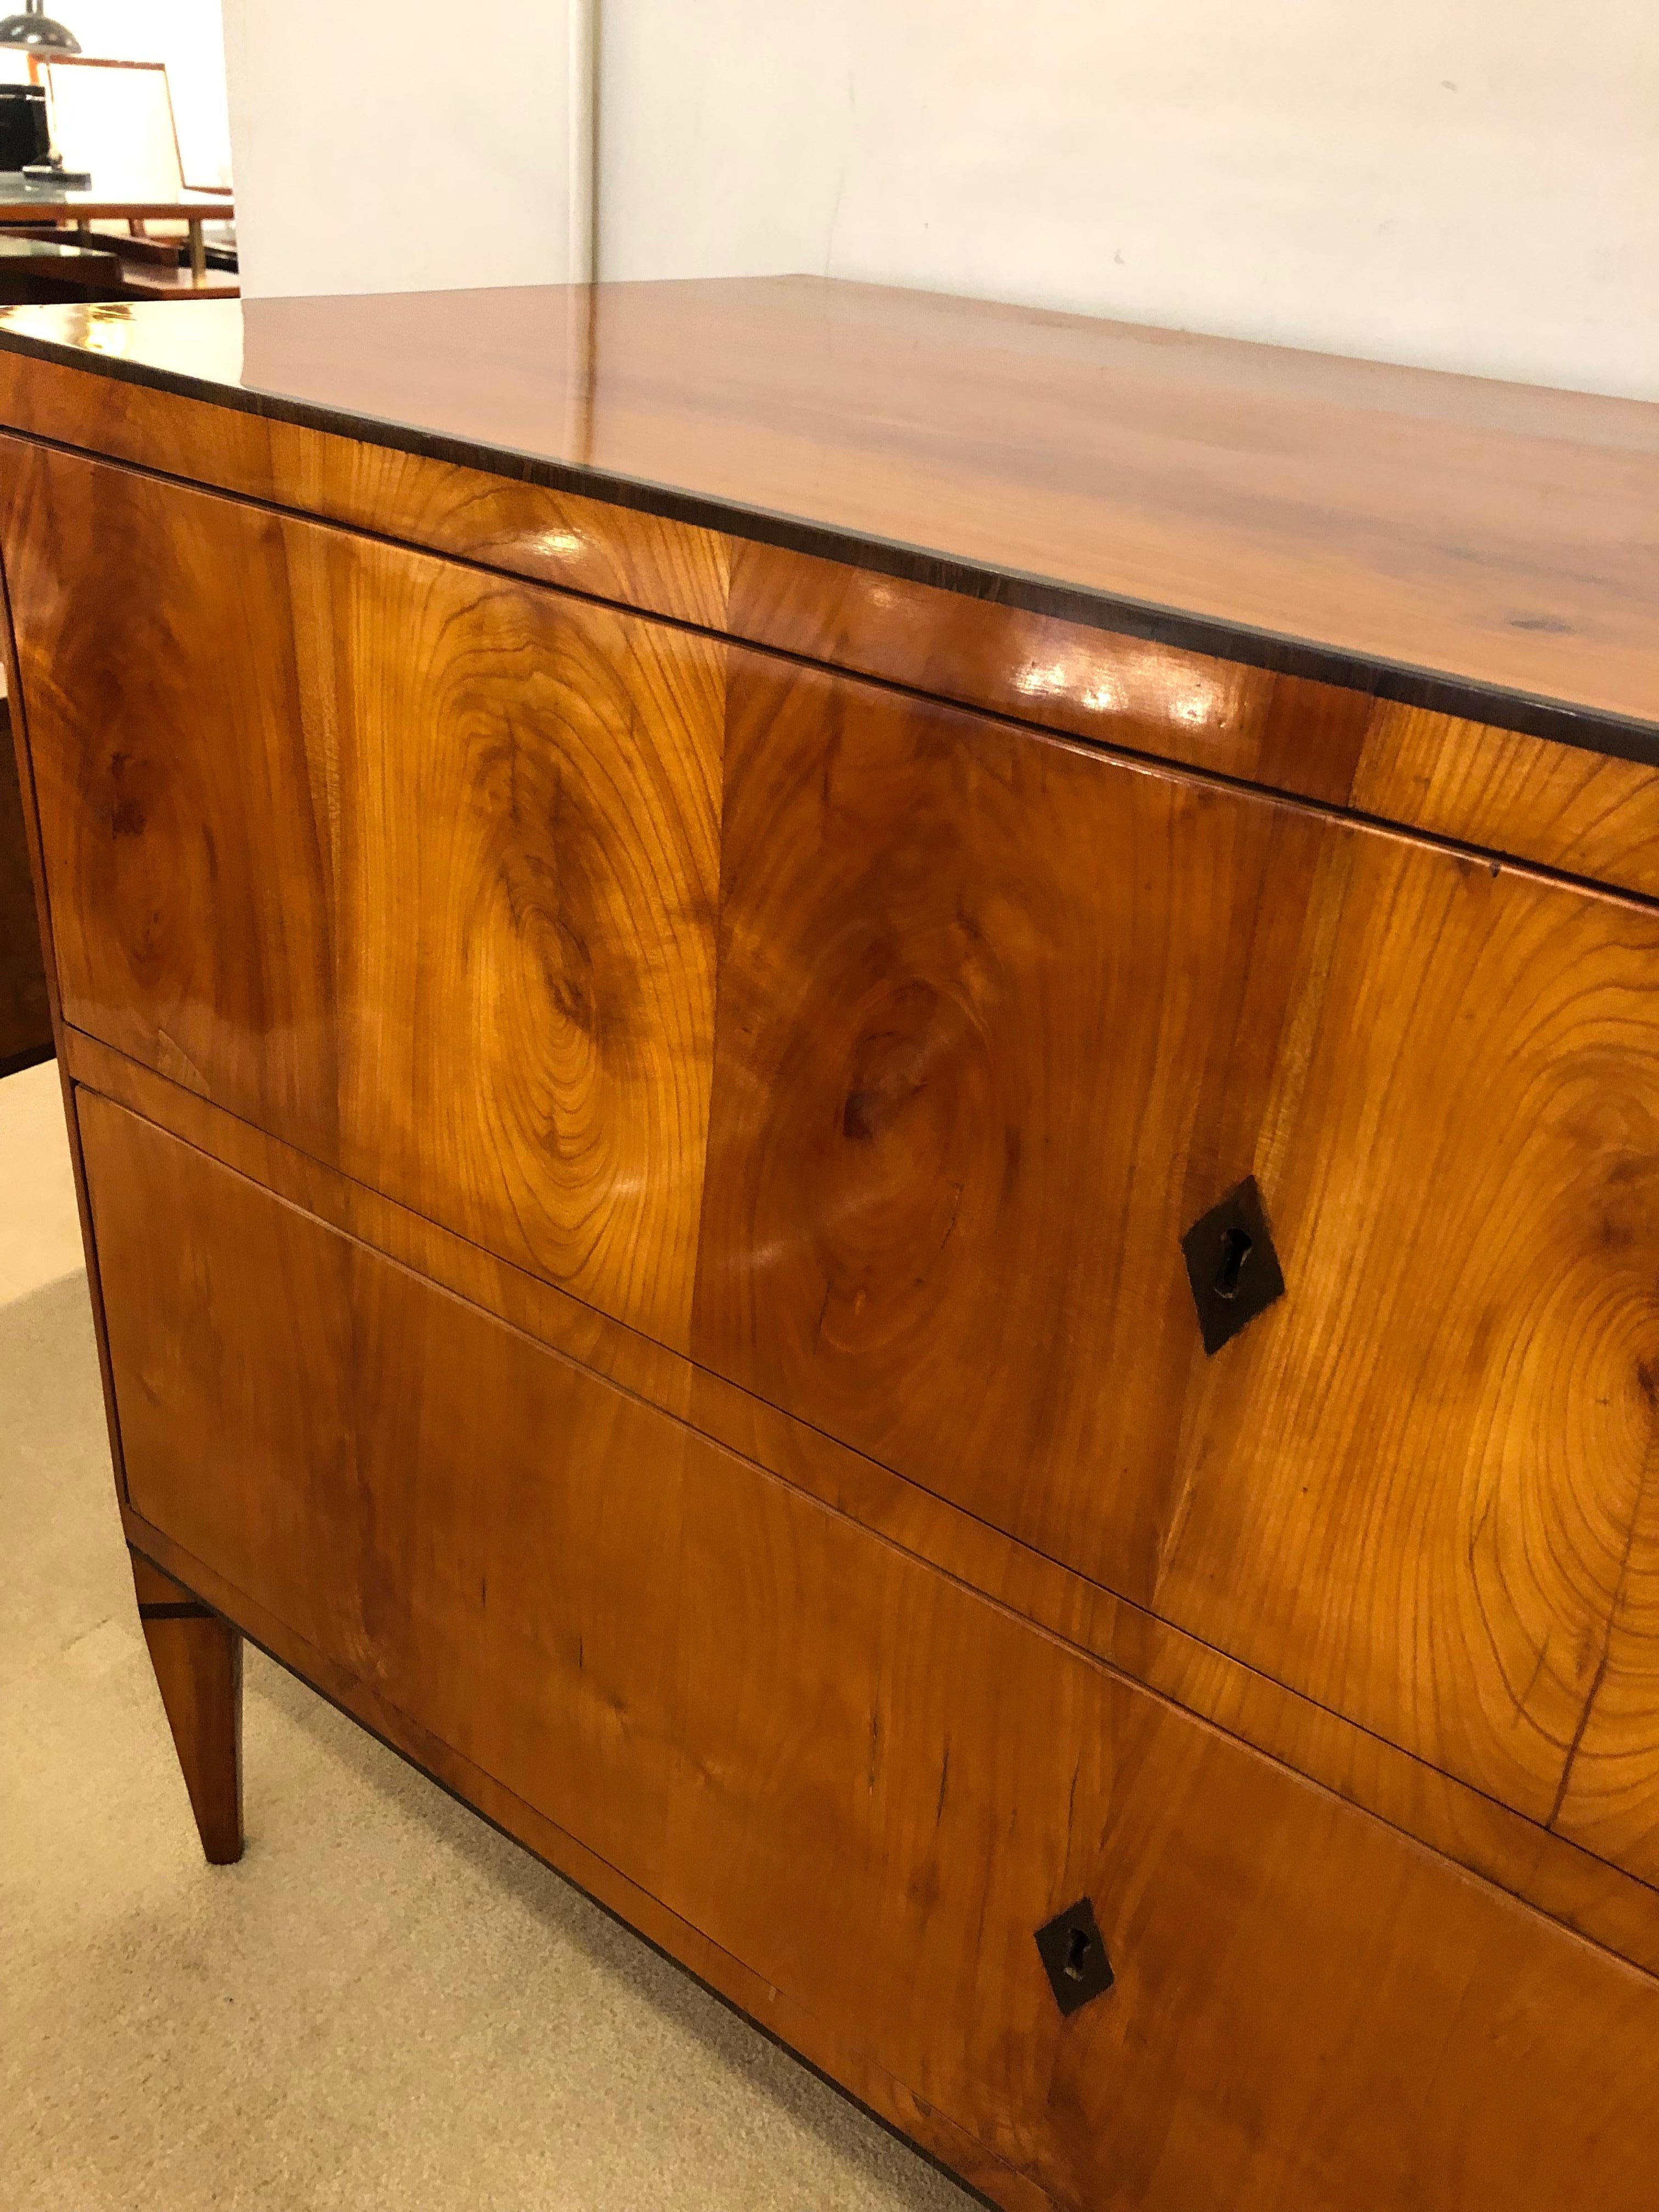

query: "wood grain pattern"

left=0, top=696, right=50, bottom=1070
left=16, top=433, right=1659, bottom=1862
left=1158, top=825, right=1659, bottom=1836
left=18, top=293, right=1659, bottom=2209
left=64, top=1029, right=1659, bottom=1978
left=692, top=650, right=1330, bottom=1598
left=0, top=348, right=1361, bottom=805
left=0, top=354, right=1384, bottom=806
left=129, top=1549, right=242, bottom=1865
left=115, top=1496, right=1064, bottom=2212
left=77, top=1092, right=1659, bottom=2212
left=1551, top=1470, right=1659, bottom=1881
left=1355, top=699, right=1659, bottom=902
left=695, top=650, right=1659, bottom=1853
left=8, top=349, right=1659, bottom=906
left=0, top=556, right=132, bottom=1508
left=5, top=438, right=724, bottom=1350
left=2, top=279, right=1657, bottom=735
left=727, top=539, right=1379, bottom=805
left=0, top=352, right=733, bottom=629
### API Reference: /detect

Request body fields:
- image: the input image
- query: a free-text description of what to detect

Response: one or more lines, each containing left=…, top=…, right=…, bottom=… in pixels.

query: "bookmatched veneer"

left=80, top=1091, right=1659, bottom=2212
left=5, top=280, right=1658, bottom=2210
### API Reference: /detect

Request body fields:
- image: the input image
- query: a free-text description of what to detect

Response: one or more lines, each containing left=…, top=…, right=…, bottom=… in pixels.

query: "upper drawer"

left=4, top=438, right=723, bottom=1352
left=10, top=440, right=1659, bottom=1863
left=692, top=653, right=1659, bottom=1852
left=80, top=1091, right=1659, bottom=2212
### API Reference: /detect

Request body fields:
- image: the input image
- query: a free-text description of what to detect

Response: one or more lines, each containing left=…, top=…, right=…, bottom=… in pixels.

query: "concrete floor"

left=0, top=1057, right=973, bottom=2211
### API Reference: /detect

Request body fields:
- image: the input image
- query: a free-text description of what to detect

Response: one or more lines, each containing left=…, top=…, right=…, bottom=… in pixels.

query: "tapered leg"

left=129, top=1549, right=244, bottom=1865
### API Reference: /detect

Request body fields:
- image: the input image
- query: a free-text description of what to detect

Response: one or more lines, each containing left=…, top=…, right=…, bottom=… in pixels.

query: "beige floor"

left=0, top=1058, right=974, bottom=2212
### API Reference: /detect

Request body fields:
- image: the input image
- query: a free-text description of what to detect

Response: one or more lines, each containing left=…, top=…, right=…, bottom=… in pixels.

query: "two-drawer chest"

left=4, top=278, right=1658, bottom=2209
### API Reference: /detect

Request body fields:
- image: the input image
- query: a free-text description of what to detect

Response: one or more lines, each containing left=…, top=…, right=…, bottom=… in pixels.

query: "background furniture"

left=0, top=179, right=233, bottom=295
left=0, top=0, right=80, bottom=55
left=2, top=280, right=1657, bottom=2212
left=36, top=55, right=188, bottom=188
left=0, top=56, right=234, bottom=298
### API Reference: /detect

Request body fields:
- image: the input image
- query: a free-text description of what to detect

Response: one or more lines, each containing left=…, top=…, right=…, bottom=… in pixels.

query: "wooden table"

left=2, top=282, right=1659, bottom=2212
left=0, top=178, right=232, bottom=283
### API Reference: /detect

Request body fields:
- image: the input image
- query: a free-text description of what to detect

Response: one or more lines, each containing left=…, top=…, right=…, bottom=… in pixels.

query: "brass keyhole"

left=1214, top=1224, right=1253, bottom=1300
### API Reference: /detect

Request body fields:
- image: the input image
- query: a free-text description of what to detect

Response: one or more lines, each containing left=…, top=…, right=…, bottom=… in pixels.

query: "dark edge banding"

left=137, top=1599, right=217, bottom=1622
left=0, top=323, right=1653, bottom=768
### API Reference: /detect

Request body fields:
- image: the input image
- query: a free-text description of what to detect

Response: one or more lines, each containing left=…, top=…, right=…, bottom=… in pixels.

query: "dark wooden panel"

left=65, top=1026, right=1659, bottom=1978
left=5, top=439, right=723, bottom=1351
left=77, top=1090, right=1659, bottom=2212
left=2, top=277, right=1657, bottom=739
left=0, top=696, right=50, bottom=1070
left=0, top=580, right=133, bottom=1513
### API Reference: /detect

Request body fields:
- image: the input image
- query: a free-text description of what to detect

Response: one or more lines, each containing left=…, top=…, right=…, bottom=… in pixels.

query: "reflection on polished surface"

left=2, top=279, right=1657, bottom=730
left=6, top=266, right=1659, bottom=2212
left=1, top=295, right=244, bottom=379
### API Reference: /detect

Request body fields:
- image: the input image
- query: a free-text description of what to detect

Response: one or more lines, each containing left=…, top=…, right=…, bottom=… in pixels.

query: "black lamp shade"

left=0, top=4, right=81, bottom=53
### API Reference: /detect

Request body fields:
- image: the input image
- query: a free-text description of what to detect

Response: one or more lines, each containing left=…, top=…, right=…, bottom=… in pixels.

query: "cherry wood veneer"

left=2, top=280, right=1657, bottom=733
left=13, top=441, right=1659, bottom=1880
left=4, top=438, right=722, bottom=1350
left=5, top=310, right=1659, bottom=897
left=78, top=1093, right=1659, bottom=2212
left=62, top=1024, right=1659, bottom=1979
left=4, top=279, right=1657, bottom=2211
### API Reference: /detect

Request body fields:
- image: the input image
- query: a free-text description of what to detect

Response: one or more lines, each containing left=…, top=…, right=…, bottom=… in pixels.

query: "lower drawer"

left=80, top=1087, right=1659, bottom=2212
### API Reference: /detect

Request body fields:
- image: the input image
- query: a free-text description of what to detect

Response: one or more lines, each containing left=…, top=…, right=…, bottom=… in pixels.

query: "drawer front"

left=80, top=1090, right=1659, bottom=2212
left=14, top=439, right=1659, bottom=1864
left=1156, top=819, right=1659, bottom=1836
left=696, top=651, right=1659, bottom=1847
left=3, top=440, right=722, bottom=1352
left=692, top=650, right=1332, bottom=1594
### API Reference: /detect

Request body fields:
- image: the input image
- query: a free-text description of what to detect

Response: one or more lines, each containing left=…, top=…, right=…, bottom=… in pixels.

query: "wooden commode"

left=4, top=279, right=1657, bottom=2210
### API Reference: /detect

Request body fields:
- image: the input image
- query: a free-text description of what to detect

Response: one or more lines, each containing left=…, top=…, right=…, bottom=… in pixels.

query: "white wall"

left=57, top=0, right=233, bottom=187
left=599, top=1, right=1659, bottom=401
left=205, top=0, right=1656, bottom=396
left=219, top=0, right=575, bottom=298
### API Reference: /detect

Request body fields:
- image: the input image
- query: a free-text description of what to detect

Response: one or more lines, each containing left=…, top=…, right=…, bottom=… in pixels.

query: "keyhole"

left=1063, top=1925, right=1093, bottom=1983
left=1214, top=1225, right=1252, bottom=1300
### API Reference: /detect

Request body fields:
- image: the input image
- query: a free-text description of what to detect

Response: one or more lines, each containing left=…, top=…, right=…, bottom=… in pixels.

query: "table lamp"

left=0, top=2, right=80, bottom=53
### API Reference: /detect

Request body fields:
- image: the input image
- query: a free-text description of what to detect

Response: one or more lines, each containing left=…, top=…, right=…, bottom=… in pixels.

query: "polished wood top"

left=0, top=183, right=232, bottom=221
left=0, top=278, right=1652, bottom=738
